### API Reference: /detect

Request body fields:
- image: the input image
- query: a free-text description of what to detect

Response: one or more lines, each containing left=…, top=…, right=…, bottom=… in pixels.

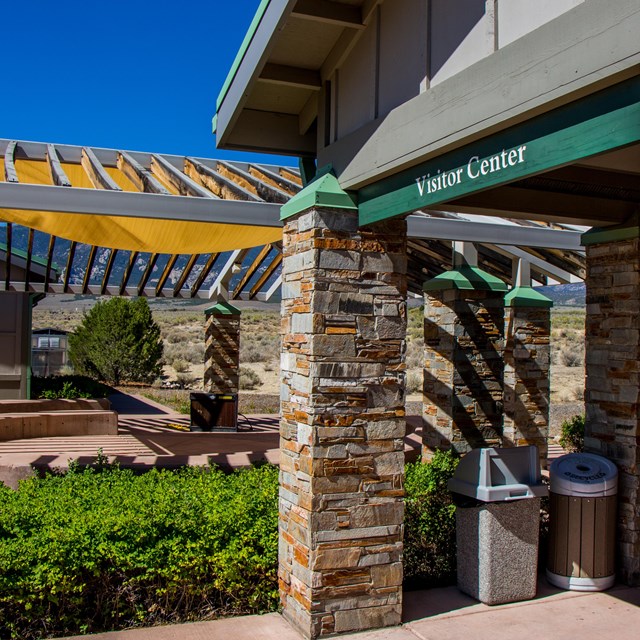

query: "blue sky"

left=2, top=0, right=292, bottom=165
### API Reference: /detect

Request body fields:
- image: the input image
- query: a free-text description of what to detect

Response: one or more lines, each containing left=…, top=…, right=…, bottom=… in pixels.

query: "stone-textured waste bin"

left=547, top=452, right=617, bottom=591
left=448, top=446, right=547, bottom=605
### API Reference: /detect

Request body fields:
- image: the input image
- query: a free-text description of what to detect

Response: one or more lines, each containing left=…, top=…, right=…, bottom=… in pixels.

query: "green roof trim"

left=280, top=172, right=357, bottom=220
left=505, top=286, right=553, bottom=308
left=213, top=0, right=272, bottom=133
left=0, top=242, right=52, bottom=270
left=423, top=266, right=508, bottom=292
left=204, top=301, right=242, bottom=317
left=581, top=219, right=640, bottom=246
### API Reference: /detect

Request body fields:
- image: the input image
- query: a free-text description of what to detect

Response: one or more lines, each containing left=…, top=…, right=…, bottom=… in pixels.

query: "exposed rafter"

left=155, top=254, right=179, bottom=296
left=3, top=141, right=18, bottom=183
left=172, top=253, right=200, bottom=296
left=46, top=144, right=72, bottom=187
left=82, top=245, right=98, bottom=294
left=63, top=241, right=77, bottom=293
left=190, top=252, right=219, bottom=298
left=258, top=63, right=322, bottom=90
left=137, top=253, right=159, bottom=296
left=81, top=147, right=122, bottom=191
left=119, top=251, right=140, bottom=295
left=232, top=244, right=273, bottom=299
left=291, top=0, right=365, bottom=30
left=117, top=151, right=170, bottom=195
left=150, top=155, right=214, bottom=198
left=184, top=158, right=260, bottom=201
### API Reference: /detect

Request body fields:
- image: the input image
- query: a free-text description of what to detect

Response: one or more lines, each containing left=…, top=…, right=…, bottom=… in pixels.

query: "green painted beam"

left=581, top=215, right=640, bottom=246
left=359, top=77, right=640, bottom=226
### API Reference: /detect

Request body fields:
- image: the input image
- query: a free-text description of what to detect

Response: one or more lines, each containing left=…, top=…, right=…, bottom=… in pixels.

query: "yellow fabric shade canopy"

left=0, top=159, right=283, bottom=253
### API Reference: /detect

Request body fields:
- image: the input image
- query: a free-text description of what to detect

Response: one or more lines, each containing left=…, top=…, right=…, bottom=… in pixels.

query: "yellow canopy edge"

left=0, top=208, right=282, bottom=253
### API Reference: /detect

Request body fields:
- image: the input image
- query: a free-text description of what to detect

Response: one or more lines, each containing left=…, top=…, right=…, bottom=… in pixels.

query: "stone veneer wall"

left=204, top=311, right=241, bottom=393
left=584, top=233, right=640, bottom=585
left=503, top=305, right=551, bottom=467
left=279, top=207, right=407, bottom=639
left=422, top=289, right=505, bottom=458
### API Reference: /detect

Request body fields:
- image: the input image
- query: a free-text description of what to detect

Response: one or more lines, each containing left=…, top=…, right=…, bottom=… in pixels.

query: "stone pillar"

left=204, top=301, right=241, bottom=394
left=503, top=262, right=553, bottom=468
left=422, top=243, right=507, bottom=458
left=279, top=174, right=407, bottom=638
left=583, top=222, right=640, bottom=585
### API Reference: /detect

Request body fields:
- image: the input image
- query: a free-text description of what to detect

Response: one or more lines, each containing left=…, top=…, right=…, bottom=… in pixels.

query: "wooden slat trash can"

left=547, top=452, right=618, bottom=591
left=448, top=446, right=548, bottom=605
left=190, top=392, right=238, bottom=432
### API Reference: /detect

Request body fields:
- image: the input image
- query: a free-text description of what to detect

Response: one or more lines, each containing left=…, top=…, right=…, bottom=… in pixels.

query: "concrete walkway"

left=66, top=581, right=640, bottom=640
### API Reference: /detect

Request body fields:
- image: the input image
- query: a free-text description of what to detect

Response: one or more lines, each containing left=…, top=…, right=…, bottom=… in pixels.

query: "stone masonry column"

left=279, top=174, right=407, bottom=638
left=204, top=300, right=241, bottom=393
left=503, top=260, right=553, bottom=468
left=583, top=221, right=640, bottom=585
left=422, top=242, right=507, bottom=458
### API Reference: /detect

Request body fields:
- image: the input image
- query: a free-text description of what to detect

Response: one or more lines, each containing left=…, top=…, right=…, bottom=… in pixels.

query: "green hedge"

left=403, top=450, right=458, bottom=589
left=0, top=462, right=279, bottom=639
left=0, top=454, right=458, bottom=638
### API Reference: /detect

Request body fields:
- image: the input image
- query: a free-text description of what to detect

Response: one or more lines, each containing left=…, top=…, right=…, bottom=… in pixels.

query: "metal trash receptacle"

left=547, top=452, right=617, bottom=591
left=190, top=392, right=238, bottom=432
left=448, top=446, right=547, bottom=605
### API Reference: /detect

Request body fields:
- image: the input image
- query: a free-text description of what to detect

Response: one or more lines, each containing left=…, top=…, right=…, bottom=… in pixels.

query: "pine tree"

left=68, top=298, right=163, bottom=386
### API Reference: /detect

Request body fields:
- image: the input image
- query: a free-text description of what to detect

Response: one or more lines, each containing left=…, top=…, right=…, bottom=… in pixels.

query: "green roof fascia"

left=204, top=301, right=242, bottom=317
left=581, top=217, right=640, bottom=246
left=213, top=0, right=272, bottom=134
left=423, top=266, right=508, bottom=292
left=280, top=172, right=357, bottom=220
left=505, top=286, right=553, bottom=308
left=0, top=242, right=52, bottom=270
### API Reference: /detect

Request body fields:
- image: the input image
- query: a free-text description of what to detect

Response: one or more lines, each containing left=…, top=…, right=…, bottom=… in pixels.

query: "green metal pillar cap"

left=204, top=300, right=241, bottom=316
left=423, top=266, right=508, bottom=292
left=505, top=286, right=553, bottom=308
left=280, top=170, right=357, bottom=220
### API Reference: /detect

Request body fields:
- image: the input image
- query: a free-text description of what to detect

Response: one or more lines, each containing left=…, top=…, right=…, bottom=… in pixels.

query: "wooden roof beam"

left=216, top=161, right=288, bottom=203
left=258, top=63, right=322, bottom=90
left=117, top=151, right=170, bottom=195
left=63, top=241, right=77, bottom=293
left=46, top=144, right=72, bottom=187
left=292, top=0, right=365, bottom=29
left=137, top=253, right=159, bottom=296
left=155, top=254, right=179, bottom=297
left=119, top=251, right=140, bottom=295
left=184, top=158, right=260, bottom=201
left=190, top=252, right=219, bottom=298
left=44, top=234, right=56, bottom=293
left=249, top=164, right=300, bottom=196
left=81, top=245, right=98, bottom=294
left=150, top=155, right=214, bottom=198
left=249, top=249, right=282, bottom=299
left=3, top=141, right=19, bottom=182
left=232, top=244, right=273, bottom=299
left=100, top=249, right=118, bottom=295
left=24, top=228, right=34, bottom=292
left=172, top=253, right=200, bottom=296
left=81, top=147, right=122, bottom=191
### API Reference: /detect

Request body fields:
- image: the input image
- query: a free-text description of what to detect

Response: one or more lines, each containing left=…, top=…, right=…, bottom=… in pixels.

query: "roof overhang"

left=214, top=0, right=376, bottom=157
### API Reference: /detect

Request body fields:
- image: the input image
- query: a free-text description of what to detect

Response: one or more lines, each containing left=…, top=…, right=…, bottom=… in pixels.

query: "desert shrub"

left=239, top=366, right=263, bottom=390
left=403, top=450, right=459, bottom=589
left=32, top=375, right=110, bottom=399
left=559, top=347, right=583, bottom=367
left=406, top=371, right=423, bottom=395
left=171, top=358, right=190, bottom=374
left=175, top=373, right=196, bottom=389
left=164, top=342, right=204, bottom=365
left=559, top=414, right=585, bottom=452
left=0, top=462, right=279, bottom=639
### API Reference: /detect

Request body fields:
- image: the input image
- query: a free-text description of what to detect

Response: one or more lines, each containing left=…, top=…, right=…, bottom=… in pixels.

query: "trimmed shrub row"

left=0, top=452, right=458, bottom=639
